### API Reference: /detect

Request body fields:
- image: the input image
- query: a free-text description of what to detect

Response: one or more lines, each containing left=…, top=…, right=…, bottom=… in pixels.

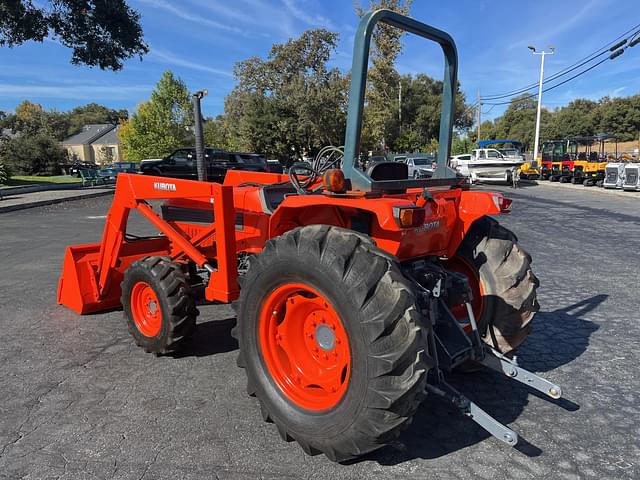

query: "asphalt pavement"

left=0, top=184, right=638, bottom=479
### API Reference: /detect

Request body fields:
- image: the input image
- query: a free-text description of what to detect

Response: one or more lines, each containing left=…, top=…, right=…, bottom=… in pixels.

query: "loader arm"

left=58, top=174, right=239, bottom=314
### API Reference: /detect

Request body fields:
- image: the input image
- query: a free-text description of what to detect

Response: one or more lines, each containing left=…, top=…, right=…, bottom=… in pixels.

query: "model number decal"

left=153, top=182, right=177, bottom=192
left=415, top=220, right=441, bottom=233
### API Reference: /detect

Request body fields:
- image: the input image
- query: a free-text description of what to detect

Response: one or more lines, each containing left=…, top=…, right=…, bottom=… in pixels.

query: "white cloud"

left=134, top=0, right=247, bottom=35
left=149, top=48, right=233, bottom=78
left=281, top=0, right=335, bottom=29
left=0, top=84, right=152, bottom=100
left=508, top=0, right=605, bottom=50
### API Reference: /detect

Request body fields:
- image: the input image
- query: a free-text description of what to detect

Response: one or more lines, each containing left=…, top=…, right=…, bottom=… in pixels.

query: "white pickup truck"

left=450, top=148, right=526, bottom=184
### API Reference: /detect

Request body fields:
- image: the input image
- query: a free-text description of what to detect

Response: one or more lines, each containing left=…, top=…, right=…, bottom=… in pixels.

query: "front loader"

left=57, top=10, right=561, bottom=462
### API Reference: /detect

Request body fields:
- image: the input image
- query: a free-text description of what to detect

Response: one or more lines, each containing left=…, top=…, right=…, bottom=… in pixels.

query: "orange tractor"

left=57, top=10, right=561, bottom=462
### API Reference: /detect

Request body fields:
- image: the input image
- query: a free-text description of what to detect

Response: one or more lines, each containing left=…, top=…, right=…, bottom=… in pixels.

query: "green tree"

left=356, top=0, right=412, bottom=151
left=203, top=115, right=232, bottom=150
left=451, top=134, right=473, bottom=155
left=119, top=71, right=193, bottom=161
left=225, top=29, right=348, bottom=161
left=394, top=128, right=422, bottom=152
left=65, top=103, right=128, bottom=137
left=596, top=95, right=640, bottom=141
left=486, top=94, right=546, bottom=150
left=0, top=0, right=148, bottom=70
left=394, top=74, right=471, bottom=151
left=2, top=100, right=70, bottom=140
left=0, top=132, right=66, bottom=175
left=0, top=159, right=10, bottom=183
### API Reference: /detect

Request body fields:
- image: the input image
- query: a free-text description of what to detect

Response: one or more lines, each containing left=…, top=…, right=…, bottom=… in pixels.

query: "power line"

left=481, top=104, right=496, bottom=115
left=482, top=55, right=612, bottom=106
left=480, top=22, right=640, bottom=101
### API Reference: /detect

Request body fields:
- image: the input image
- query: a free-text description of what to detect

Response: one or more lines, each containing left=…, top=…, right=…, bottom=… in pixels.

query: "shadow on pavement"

left=364, top=294, right=604, bottom=466
left=173, top=295, right=604, bottom=464
left=173, top=317, right=238, bottom=358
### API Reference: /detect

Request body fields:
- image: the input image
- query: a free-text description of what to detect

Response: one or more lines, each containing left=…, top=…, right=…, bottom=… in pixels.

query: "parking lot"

left=0, top=182, right=638, bottom=480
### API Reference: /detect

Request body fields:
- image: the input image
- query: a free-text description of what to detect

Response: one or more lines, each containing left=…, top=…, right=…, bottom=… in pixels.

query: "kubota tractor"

left=57, top=10, right=561, bottom=462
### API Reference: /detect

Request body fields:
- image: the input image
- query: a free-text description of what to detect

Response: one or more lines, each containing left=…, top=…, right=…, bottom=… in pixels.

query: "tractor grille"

left=606, top=171, right=618, bottom=183
left=626, top=172, right=638, bottom=185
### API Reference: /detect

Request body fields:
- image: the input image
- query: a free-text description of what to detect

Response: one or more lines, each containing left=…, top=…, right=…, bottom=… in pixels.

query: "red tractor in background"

left=540, top=139, right=579, bottom=182
left=58, top=10, right=561, bottom=462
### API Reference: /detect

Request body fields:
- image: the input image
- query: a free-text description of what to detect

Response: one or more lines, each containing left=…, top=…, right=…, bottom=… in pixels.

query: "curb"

left=0, top=182, right=83, bottom=195
left=535, top=180, right=640, bottom=199
left=0, top=189, right=114, bottom=214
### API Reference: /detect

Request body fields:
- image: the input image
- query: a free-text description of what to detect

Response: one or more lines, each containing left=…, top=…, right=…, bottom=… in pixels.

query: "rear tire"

left=233, top=225, right=429, bottom=462
left=452, top=217, right=539, bottom=353
left=121, top=256, right=197, bottom=354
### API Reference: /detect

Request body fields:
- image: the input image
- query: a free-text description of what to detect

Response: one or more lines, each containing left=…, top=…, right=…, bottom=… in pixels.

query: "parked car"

left=108, top=162, right=139, bottom=173
left=267, top=159, right=284, bottom=174
left=97, top=167, right=120, bottom=182
left=403, top=155, right=436, bottom=178
left=140, top=148, right=270, bottom=183
left=69, top=161, right=98, bottom=177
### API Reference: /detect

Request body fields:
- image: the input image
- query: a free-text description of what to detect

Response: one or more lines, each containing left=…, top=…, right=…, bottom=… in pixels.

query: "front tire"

left=451, top=217, right=539, bottom=353
left=233, top=225, right=429, bottom=462
left=121, top=256, right=197, bottom=354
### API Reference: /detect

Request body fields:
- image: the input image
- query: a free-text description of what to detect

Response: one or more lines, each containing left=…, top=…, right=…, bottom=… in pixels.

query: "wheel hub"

left=130, top=281, right=162, bottom=337
left=259, top=283, right=351, bottom=411
left=147, top=300, right=157, bottom=315
left=315, top=324, right=335, bottom=351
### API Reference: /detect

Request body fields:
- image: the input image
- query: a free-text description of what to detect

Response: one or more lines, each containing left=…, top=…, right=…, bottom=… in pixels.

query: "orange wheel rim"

left=258, top=283, right=351, bottom=411
left=444, top=257, right=484, bottom=324
left=130, top=281, right=162, bottom=337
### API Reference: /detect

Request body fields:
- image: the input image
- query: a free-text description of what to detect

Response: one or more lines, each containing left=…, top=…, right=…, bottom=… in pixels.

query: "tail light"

left=394, top=207, right=426, bottom=227
left=492, top=195, right=513, bottom=213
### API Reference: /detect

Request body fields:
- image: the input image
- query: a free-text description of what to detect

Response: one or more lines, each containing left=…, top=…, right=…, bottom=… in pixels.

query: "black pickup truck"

left=140, top=148, right=272, bottom=183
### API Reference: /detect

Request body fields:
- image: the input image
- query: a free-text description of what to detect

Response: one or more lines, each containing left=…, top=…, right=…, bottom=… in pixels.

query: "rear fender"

left=269, top=195, right=408, bottom=238
left=445, top=190, right=505, bottom=258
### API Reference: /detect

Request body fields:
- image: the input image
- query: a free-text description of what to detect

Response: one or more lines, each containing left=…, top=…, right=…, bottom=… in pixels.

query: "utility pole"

left=528, top=45, right=554, bottom=168
left=476, top=89, right=481, bottom=143
left=398, top=80, right=402, bottom=134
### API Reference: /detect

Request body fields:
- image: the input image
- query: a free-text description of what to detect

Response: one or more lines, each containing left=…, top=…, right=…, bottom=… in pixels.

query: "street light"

left=529, top=45, right=554, bottom=168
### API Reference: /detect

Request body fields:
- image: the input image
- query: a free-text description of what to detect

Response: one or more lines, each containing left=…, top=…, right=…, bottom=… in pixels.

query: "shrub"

left=0, top=160, right=10, bottom=184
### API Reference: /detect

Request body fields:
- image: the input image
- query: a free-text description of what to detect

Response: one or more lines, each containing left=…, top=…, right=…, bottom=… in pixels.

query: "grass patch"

left=1, top=175, right=81, bottom=187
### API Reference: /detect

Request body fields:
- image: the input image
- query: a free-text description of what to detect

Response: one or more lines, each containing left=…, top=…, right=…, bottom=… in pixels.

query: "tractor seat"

left=366, top=161, right=408, bottom=181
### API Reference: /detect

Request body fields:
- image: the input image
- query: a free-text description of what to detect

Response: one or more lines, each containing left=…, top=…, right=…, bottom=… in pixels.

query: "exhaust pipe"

left=192, top=90, right=208, bottom=182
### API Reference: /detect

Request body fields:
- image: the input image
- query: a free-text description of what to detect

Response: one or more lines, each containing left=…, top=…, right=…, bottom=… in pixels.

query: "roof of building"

left=61, top=124, right=115, bottom=145
left=92, top=126, right=120, bottom=145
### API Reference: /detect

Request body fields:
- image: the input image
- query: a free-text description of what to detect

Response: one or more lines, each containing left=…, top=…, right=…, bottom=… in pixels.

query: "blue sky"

left=0, top=0, right=638, bottom=121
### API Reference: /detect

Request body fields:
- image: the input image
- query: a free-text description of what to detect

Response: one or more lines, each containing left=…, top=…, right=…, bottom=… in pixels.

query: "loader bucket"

left=57, top=243, right=117, bottom=315
left=57, top=237, right=171, bottom=315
